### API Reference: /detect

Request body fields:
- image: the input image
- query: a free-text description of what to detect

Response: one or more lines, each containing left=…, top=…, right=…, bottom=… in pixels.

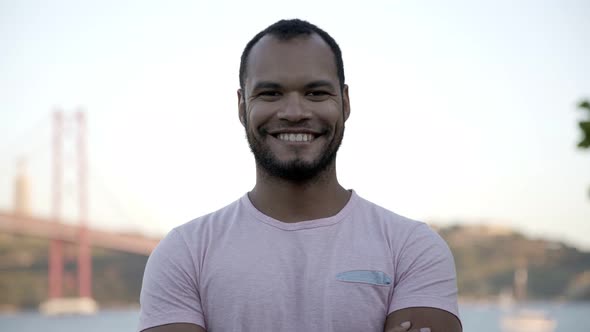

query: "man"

left=138, top=19, right=461, bottom=332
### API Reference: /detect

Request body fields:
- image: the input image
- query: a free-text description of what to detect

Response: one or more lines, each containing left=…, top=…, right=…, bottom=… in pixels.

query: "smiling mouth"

left=274, top=133, right=316, bottom=142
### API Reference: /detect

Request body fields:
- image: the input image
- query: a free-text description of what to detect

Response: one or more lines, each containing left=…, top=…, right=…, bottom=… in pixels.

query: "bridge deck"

left=0, top=212, right=160, bottom=255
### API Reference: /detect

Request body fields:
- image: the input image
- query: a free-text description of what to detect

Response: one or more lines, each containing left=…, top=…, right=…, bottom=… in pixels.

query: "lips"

left=267, top=128, right=322, bottom=143
left=276, top=133, right=315, bottom=142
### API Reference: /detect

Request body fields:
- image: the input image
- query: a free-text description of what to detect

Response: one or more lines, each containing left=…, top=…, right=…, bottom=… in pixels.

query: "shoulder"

left=179, top=196, right=243, bottom=230
left=148, top=197, right=244, bottom=266
left=353, top=193, right=453, bottom=269
left=353, top=194, right=434, bottom=243
left=171, top=196, right=244, bottom=243
left=354, top=194, right=422, bottom=227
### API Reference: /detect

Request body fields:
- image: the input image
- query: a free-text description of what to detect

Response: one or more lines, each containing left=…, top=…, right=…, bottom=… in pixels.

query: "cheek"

left=320, top=106, right=345, bottom=130
left=312, top=99, right=343, bottom=119
left=247, top=103, right=278, bottom=129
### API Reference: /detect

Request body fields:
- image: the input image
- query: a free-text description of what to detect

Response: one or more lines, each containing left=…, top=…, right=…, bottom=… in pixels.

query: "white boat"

left=501, top=309, right=556, bottom=332
left=499, top=267, right=556, bottom=332
left=39, top=297, right=98, bottom=316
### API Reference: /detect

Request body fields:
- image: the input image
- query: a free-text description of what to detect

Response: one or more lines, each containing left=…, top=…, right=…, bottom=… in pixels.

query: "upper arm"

left=142, top=323, right=206, bottom=332
left=384, top=307, right=462, bottom=332
left=138, top=229, right=206, bottom=331
left=388, top=223, right=461, bottom=327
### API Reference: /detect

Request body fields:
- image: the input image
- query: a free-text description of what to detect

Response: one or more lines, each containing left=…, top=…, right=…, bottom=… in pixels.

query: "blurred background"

left=0, top=0, right=589, bottom=331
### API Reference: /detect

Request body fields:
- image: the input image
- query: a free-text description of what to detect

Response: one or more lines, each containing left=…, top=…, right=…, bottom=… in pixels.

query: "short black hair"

left=239, top=19, right=345, bottom=92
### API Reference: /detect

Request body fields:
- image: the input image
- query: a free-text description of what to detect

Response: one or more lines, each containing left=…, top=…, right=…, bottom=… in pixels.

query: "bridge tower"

left=48, top=111, right=63, bottom=300
left=41, top=109, right=97, bottom=315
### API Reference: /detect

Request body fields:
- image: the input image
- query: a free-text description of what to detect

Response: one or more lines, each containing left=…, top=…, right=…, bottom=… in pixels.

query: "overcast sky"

left=1, top=0, right=589, bottom=249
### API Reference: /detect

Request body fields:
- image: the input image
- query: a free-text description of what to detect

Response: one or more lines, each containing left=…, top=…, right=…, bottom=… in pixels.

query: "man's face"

left=238, top=34, right=350, bottom=182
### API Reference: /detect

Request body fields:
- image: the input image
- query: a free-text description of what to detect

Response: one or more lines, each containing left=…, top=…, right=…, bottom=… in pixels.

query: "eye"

left=257, top=90, right=282, bottom=101
left=259, top=91, right=281, bottom=97
left=306, top=90, right=328, bottom=96
left=305, top=90, right=331, bottom=100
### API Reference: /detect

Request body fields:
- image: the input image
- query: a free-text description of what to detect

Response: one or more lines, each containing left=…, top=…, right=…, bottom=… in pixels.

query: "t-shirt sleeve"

left=388, top=222, right=460, bottom=320
left=138, top=228, right=206, bottom=331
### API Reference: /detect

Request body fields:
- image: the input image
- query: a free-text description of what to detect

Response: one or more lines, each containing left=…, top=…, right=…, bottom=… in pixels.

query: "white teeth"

left=277, top=133, right=314, bottom=142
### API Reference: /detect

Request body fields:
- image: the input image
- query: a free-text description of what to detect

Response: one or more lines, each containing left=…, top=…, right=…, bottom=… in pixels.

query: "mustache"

left=260, top=122, right=327, bottom=135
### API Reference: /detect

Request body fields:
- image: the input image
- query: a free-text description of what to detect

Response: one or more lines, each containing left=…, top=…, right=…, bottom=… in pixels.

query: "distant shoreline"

left=0, top=303, right=140, bottom=315
left=4, top=300, right=590, bottom=315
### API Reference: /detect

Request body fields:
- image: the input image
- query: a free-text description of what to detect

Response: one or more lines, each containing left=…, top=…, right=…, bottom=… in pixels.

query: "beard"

left=245, top=120, right=344, bottom=183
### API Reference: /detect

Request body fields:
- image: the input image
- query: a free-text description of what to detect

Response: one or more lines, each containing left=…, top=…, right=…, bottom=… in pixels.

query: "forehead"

left=245, top=34, right=338, bottom=91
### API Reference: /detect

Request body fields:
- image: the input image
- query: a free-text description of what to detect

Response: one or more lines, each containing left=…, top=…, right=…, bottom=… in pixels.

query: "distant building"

left=14, top=158, right=31, bottom=217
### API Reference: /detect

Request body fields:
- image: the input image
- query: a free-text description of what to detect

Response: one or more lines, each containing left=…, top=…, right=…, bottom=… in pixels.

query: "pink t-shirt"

left=138, top=191, right=459, bottom=331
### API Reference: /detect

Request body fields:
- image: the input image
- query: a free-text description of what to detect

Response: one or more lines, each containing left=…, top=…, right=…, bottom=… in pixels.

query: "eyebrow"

left=251, top=80, right=337, bottom=92
left=304, top=80, right=336, bottom=90
left=251, top=81, right=283, bottom=91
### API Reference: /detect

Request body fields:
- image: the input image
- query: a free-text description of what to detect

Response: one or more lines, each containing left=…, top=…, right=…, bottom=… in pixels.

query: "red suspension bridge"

left=1, top=110, right=161, bottom=314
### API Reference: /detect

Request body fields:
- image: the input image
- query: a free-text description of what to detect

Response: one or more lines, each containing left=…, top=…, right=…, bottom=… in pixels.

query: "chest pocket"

left=326, top=256, right=394, bottom=331
left=336, top=270, right=392, bottom=286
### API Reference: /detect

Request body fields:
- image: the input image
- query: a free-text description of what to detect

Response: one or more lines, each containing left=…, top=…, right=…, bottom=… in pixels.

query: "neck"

left=248, top=163, right=351, bottom=223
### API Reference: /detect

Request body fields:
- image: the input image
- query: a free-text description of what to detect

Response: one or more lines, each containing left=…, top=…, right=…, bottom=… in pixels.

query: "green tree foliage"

left=578, top=100, right=590, bottom=149
left=0, top=233, right=148, bottom=310
left=577, top=100, right=590, bottom=198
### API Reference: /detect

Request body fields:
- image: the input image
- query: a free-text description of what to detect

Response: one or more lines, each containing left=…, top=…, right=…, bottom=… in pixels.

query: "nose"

left=277, top=92, right=311, bottom=122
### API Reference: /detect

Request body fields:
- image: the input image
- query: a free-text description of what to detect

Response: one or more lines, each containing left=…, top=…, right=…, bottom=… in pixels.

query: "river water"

left=1, top=302, right=588, bottom=331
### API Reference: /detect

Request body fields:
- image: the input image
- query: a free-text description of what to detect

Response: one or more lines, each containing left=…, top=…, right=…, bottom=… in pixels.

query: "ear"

left=342, top=84, right=350, bottom=122
left=238, top=89, right=246, bottom=127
